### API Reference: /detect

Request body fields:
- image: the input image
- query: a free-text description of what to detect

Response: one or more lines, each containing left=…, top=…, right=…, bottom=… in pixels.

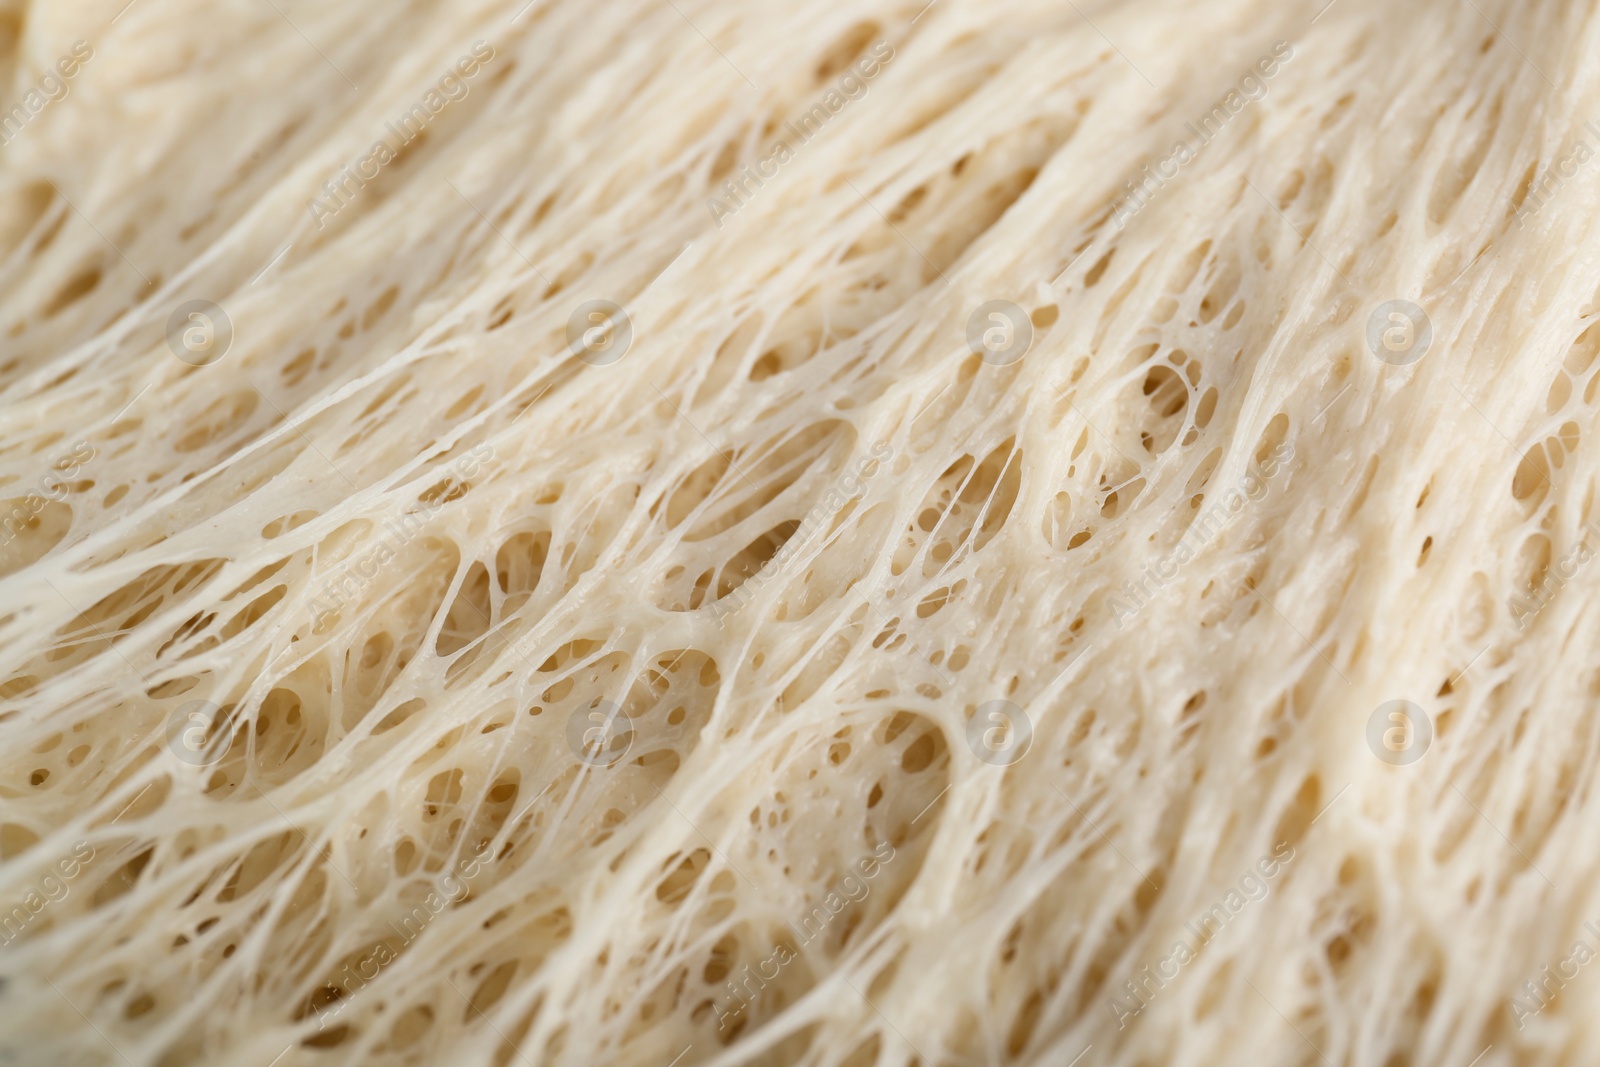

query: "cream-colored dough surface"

left=0, top=0, right=1595, bottom=1064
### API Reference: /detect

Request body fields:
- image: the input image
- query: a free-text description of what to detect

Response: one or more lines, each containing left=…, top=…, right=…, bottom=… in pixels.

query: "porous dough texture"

left=0, top=0, right=1596, bottom=1064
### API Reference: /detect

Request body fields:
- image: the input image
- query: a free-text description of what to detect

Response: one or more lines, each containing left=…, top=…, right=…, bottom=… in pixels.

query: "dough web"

left=0, top=1, right=1593, bottom=1065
